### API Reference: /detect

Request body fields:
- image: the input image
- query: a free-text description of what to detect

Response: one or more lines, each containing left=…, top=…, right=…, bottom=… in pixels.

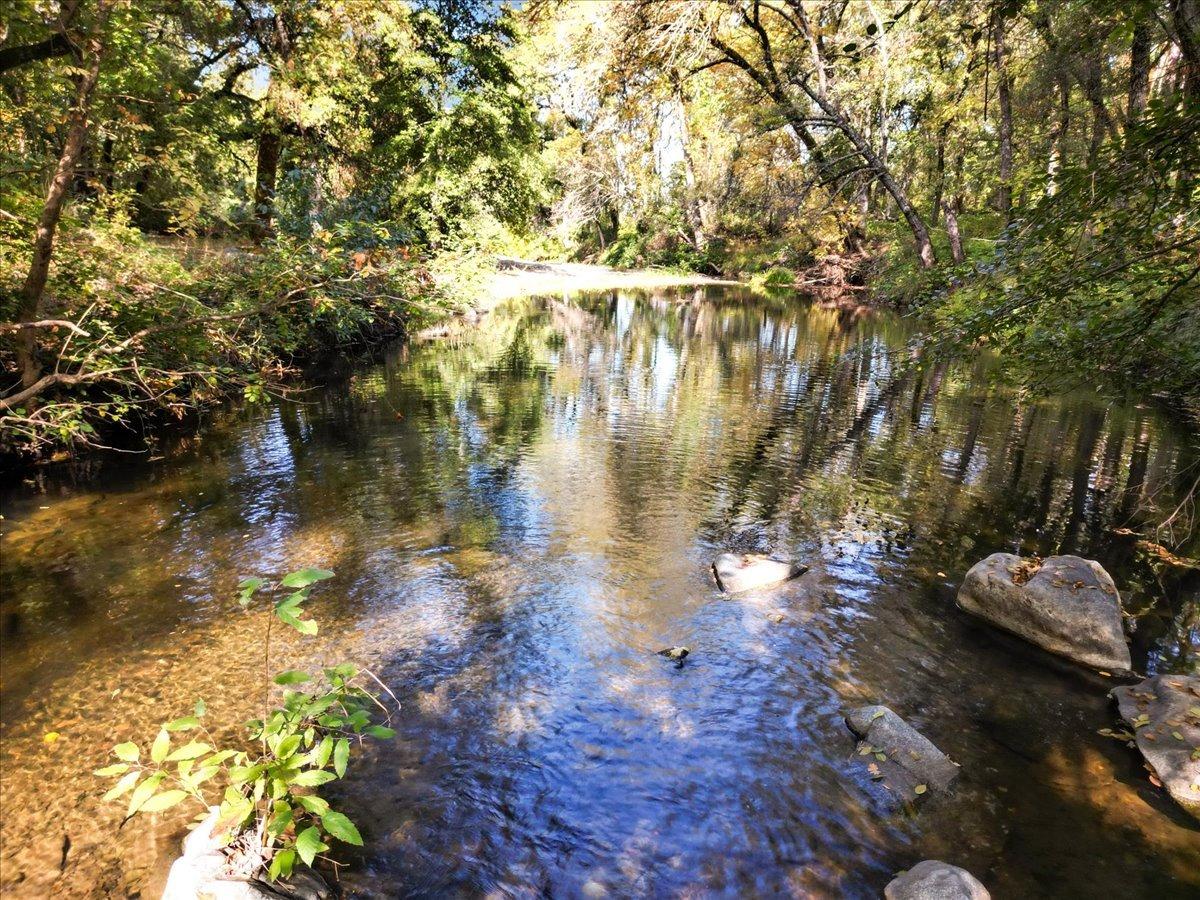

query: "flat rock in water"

left=846, top=706, right=960, bottom=795
left=1112, top=674, right=1200, bottom=821
left=712, top=553, right=806, bottom=593
left=956, top=553, right=1130, bottom=672
left=884, top=860, right=990, bottom=900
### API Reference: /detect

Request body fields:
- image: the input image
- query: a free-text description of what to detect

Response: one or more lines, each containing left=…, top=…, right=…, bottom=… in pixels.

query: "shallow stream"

left=1, top=286, right=1198, bottom=897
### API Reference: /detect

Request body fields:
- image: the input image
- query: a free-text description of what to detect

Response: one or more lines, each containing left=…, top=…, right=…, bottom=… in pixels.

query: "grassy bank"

left=0, top=218, right=488, bottom=467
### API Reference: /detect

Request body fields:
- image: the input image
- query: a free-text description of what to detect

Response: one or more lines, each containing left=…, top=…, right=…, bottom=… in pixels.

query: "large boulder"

left=712, top=553, right=807, bottom=593
left=956, top=554, right=1130, bottom=672
left=845, top=706, right=960, bottom=795
left=1112, top=674, right=1200, bottom=821
left=884, top=860, right=990, bottom=899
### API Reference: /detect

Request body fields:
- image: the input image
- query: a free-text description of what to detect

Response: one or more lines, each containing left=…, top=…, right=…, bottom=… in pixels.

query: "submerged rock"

left=884, top=860, right=990, bottom=900
left=845, top=706, right=960, bottom=794
left=712, top=553, right=807, bottom=593
left=657, top=646, right=689, bottom=668
left=163, top=808, right=331, bottom=900
left=1112, top=674, right=1200, bottom=821
left=956, top=554, right=1130, bottom=672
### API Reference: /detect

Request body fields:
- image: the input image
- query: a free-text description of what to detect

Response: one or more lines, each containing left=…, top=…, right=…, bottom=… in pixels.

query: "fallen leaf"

left=914, top=784, right=928, bottom=795
left=43, top=732, right=61, bottom=744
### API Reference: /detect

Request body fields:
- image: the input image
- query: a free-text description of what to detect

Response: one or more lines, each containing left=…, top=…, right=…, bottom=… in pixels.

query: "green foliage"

left=96, top=568, right=395, bottom=884
left=916, top=100, right=1200, bottom=406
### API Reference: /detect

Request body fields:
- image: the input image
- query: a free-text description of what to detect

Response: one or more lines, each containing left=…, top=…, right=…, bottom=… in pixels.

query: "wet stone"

left=956, top=554, right=1130, bottom=672
left=845, top=706, right=960, bottom=796
left=884, top=860, right=990, bottom=900
left=1112, top=674, right=1200, bottom=821
left=712, top=553, right=807, bottom=594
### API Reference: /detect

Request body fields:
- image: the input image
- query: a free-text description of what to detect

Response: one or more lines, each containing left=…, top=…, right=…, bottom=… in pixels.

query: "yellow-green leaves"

left=113, top=741, right=140, bottom=762
left=165, top=741, right=213, bottom=762
left=150, top=728, right=171, bottom=763
left=140, top=790, right=191, bottom=813
left=103, top=770, right=141, bottom=801
left=127, top=772, right=166, bottom=817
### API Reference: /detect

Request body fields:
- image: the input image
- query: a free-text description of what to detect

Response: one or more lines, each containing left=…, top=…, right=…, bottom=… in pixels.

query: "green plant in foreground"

left=95, top=568, right=395, bottom=883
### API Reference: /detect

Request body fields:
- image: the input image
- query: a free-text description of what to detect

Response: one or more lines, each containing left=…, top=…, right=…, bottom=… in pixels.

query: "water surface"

left=2, top=286, right=1198, bottom=898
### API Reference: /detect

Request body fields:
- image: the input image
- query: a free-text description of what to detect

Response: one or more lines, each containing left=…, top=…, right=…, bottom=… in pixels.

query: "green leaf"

left=267, top=800, right=293, bottom=838
left=139, top=789, right=191, bottom=813
left=165, top=716, right=201, bottom=732
left=280, top=568, right=334, bottom=589
left=366, top=725, right=396, bottom=739
left=94, top=763, right=130, bottom=776
left=151, top=729, right=171, bottom=764
left=275, top=734, right=302, bottom=760
left=127, top=772, right=166, bottom=817
left=295, top=827, right=328, bottom=867
left=194, top=699, right=207, bottom=717
left=276, top=591, right=306, bottom=613
left=333, top=738, right=350, bottom=779
left=166, top=741, right=213, bottom=762
left=273, top=670, right=312, bottom=686
left=103, top=770, right=140, bottom=801
left=237, top=577, right=265, bottom=606
left=292, top=769, right=337, bottom=787
left=294, top=794, right=330, bottom=816
left=321, top=810, right=363, bottom=845
left=311, top=736, right=334, bottom=769
left=268, top=848, right=296, bottom=882
left=230, top=764, right=266, bottom=785
left=277, top=610, right=319, bottom=635
left=113, top=742, right=140, bottom=762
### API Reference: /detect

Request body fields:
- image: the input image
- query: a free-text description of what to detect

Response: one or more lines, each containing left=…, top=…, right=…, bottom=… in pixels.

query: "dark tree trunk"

left=993, top=13, right=1014, bottom=222
left=100, top=134, right=115, bottom=194
left=1128, top=22, right=1152, bottom=122
left=15, top=1, right=110, bottom=390
left=252, top=124, right=281, bottom=240
left=930, top=122, right=949, bottom=224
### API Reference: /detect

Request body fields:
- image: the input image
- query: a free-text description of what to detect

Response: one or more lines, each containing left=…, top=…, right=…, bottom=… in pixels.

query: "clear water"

left=1, top=287, right=1198, bottom=898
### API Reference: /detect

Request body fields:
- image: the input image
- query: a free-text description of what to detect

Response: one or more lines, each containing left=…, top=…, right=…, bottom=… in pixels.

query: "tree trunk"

left=943, top=202, right=965, bottom=263
left=993, top=12, right=1014, bottom=222
left=1046, top=73, right=1070, bottom=197
left=15, top=1, right=110, bottom=390
left=797, top=82, right=937, bottom=268
left=1170, top=0, right=1200, bottom=101
left=930, top=122, right=949, bottom=224
left=252, top=123, right=281, bottom=241
left=1128, top=21, right=1152, bottom=123
left=672, top=75, right=708, bottom=250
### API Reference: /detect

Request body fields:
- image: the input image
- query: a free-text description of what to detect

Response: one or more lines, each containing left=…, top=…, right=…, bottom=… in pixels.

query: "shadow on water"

left=1, top=285, right=1197, bottom=897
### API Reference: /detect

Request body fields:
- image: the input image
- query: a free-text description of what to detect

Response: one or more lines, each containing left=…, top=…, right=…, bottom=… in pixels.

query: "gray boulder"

left=1112, top=674, right=1200, bottom=821
left=846, top=706, right=960, bottom=795
left=956, top=554, right=1130, bottom=672
left=884, top=860, right=990, bottom=899
left=713, top=553, right=807, bottom=593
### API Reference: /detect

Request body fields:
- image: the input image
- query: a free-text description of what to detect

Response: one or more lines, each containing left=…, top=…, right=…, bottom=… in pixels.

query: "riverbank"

left=0, top=238, right=746, bottom=474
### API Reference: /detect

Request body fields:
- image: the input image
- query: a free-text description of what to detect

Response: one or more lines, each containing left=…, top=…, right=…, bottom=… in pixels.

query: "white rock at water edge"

left=712, top=553, right=807, bottom=593
left=884, top=860, right=990, bottom=899
left=956, top=553, right=1131, bottom=672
